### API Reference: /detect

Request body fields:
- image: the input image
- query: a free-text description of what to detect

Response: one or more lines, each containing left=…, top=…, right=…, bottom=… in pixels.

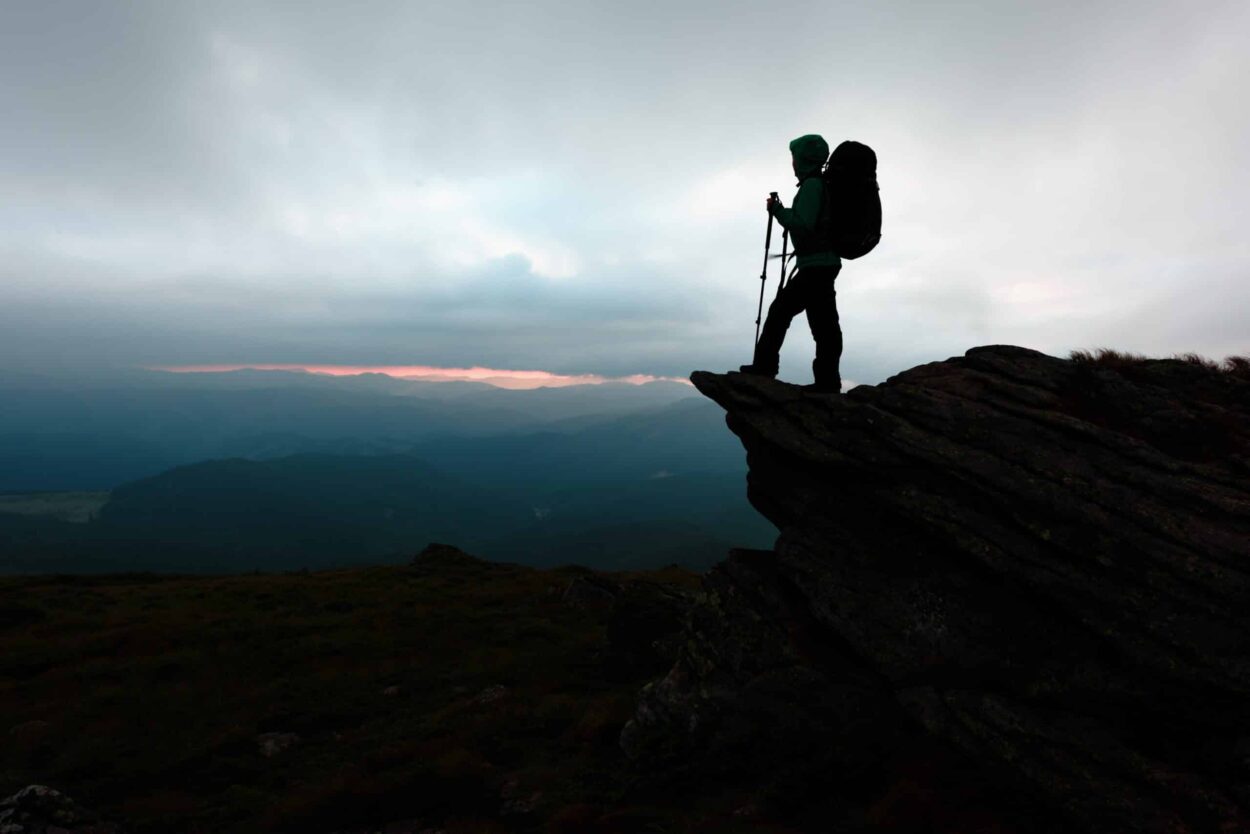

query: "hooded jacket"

left=770, top=134, right=840, bottom=270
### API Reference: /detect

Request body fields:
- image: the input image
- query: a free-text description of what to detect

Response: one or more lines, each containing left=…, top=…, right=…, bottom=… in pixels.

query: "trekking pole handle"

left=760, top=194, right=779, bottom=266
left=760, top=193, right=777, bottom=278
left=760, top=198, right=777, bottom=281
left=755, top=197, right=778, bottom=345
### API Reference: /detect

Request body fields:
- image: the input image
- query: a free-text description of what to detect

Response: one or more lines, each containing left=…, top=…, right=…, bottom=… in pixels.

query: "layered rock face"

left=623, top=346, right=1250, bottom=832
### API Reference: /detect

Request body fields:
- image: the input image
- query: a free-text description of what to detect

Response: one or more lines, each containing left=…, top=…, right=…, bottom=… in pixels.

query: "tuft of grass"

left=1223, top=355, right=1250, bottom=379
left=1071, top=347, right=1250, bottom=377
left=1069, top=347, right=1148, bottom=368
left=1173, top=352, right=1221, bottom=371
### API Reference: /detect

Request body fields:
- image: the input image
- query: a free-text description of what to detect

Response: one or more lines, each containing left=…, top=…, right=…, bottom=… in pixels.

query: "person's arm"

left=770, top=179, right=823, bottom=233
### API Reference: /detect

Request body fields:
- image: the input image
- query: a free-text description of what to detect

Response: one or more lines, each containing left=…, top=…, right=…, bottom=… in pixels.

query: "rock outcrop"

left=0, top=785, right=123, bottom=834
left=623, top=346, right=1250, bottom=832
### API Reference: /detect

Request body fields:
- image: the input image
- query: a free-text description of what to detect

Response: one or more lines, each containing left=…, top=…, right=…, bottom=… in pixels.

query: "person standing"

left=740, top=134, right=843, bottom=393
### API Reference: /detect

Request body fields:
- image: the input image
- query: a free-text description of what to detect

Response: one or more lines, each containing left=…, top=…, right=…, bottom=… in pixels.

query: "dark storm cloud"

left=1, top=0, right=1247, bottom=383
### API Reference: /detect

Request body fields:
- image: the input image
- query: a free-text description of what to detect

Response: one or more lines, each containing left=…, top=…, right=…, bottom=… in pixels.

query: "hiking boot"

left=810, top=358, right=840, bottom=394
left=737, top=364, right=777, bottom=378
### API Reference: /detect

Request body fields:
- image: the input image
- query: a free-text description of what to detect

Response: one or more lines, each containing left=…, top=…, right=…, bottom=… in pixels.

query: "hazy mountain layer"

left=0, top=370, right=770, bottom=572
left=0, top=369, right=698, bottom=491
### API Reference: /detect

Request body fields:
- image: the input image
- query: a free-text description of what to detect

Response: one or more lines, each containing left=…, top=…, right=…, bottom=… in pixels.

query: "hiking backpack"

left=822, top=140, right=881, bottom=260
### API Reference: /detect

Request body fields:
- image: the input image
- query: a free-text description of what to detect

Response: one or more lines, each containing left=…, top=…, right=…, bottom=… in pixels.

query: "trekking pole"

left=776, top=230, right=789, bottom=296
left=754, top=192, right=779, bottom=347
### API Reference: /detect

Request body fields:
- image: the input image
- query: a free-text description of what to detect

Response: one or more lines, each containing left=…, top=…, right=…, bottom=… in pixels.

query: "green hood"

left=789, top=134, right=829, bottom=180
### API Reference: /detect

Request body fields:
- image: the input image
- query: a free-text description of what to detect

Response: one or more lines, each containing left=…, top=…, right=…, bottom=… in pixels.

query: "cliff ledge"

left=624, top=345, right=1250, bottom=832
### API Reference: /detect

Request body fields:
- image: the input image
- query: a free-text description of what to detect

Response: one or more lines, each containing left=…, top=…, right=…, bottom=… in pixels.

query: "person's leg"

left=744, top=274, right=807, bottom=376
left=803, top=265, right=843, bottom=392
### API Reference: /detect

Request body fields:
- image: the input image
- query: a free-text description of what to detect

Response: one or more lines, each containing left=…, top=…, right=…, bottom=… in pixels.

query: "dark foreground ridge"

left=624, top=345, right=1250, bottom=832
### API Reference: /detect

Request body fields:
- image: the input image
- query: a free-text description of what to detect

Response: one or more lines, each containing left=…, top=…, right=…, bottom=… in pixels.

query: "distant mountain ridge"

left=0, top=368, right=699, bottom=492
left=0, top=377, right=773, bottom=572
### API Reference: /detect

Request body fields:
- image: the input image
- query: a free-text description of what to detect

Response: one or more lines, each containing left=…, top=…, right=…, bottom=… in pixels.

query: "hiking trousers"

left=753, top=264, right=842, bottom=388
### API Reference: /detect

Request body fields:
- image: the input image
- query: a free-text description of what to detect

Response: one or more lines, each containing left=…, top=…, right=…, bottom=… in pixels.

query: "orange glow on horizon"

left=148, top=363, right=690, bottom=390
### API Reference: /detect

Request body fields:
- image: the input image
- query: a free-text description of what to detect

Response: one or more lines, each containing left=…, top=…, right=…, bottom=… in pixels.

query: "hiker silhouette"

left=741, top=134, right=842, bottom=393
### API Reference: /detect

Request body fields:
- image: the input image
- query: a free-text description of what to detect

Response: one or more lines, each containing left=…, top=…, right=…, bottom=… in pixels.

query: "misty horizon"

left=147, top=363, right=693, bottom=389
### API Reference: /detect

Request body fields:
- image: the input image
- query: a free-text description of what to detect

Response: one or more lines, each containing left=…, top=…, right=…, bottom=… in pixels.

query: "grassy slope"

left=0, top=556, right=798, bottom=834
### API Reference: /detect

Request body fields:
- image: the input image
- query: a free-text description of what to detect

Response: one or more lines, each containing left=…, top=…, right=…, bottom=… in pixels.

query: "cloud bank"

left=2, top=0, right=1247, bottom=384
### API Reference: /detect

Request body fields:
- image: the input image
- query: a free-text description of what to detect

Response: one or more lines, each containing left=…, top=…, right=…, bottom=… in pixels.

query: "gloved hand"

left=766, top=194, right=783, bottom=214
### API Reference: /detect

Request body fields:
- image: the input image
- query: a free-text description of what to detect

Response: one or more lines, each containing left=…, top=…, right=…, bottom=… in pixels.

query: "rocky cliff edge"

left=623, top=345, right=1250, bottom=832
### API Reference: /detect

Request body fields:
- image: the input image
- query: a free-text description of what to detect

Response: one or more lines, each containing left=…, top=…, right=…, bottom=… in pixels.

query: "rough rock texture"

left=623, top=346, right=1250, bottom=833
left=563, top=572, right=695, bottom=679
left=0, top=785, right=124, bottom=834
left=256, top=731, right=301, bottom=758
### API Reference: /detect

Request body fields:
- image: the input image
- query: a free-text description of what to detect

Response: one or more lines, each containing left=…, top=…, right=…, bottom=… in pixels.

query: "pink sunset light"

left=150, top=364, right=689, bottom=390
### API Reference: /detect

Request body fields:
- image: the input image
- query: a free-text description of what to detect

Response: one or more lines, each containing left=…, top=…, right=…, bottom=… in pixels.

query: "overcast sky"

left=2, top=0, right=1247, bottom=385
